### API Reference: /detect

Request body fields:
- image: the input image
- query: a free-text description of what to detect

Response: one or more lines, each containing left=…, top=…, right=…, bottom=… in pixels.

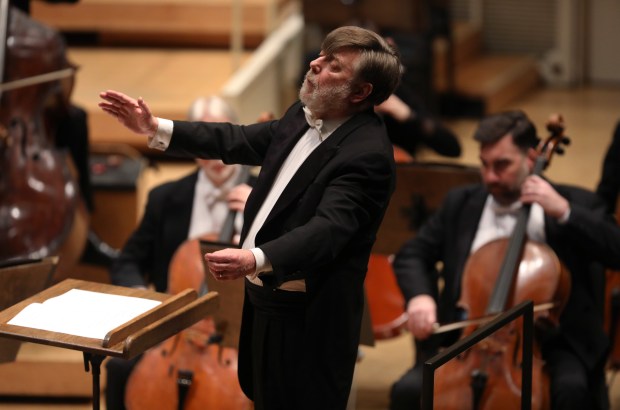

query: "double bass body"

left=0, top=5, right=88, bottom=275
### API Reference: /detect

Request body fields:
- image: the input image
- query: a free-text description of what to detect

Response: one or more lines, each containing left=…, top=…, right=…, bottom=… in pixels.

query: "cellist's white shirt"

left=188, top=166, right=242, bottom=240
left=471, top=195, right=546, bottom=253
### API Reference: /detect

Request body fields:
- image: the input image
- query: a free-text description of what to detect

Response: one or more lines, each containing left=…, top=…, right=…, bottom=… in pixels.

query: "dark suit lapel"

left=168, top=171, right=198, bottom=239
left=544, top=183, right=569, bottom=248
left=240, top=108, right=308, bottom=241
left=264, top=113, right=371, bottom=226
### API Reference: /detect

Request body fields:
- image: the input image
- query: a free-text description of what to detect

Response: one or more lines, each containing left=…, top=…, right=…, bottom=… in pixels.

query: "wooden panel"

left=66, top=48, right=250, bottom=152
left=32, top=0, right=299, bottom=47
left=453, top=54, right=541, bottom=114
left=302, top=0, right=424, bottom=32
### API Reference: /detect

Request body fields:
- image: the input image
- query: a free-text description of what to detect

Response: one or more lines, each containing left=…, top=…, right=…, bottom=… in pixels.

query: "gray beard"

left=299, top=75, right=351, bottom=117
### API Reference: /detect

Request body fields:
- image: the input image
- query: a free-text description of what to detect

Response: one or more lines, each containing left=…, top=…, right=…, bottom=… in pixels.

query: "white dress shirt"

left=471, top=195, right=546, bottom=253
left=188, top=166, right=243, bottom=240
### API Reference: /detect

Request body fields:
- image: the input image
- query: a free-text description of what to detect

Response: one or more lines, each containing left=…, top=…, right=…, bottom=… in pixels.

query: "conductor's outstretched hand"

left=99, top=90, right=159, bottom=136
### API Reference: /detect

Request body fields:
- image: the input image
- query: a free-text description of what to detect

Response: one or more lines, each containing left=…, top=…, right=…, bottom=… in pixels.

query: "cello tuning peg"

left=555, top=147, right=565, bottom=156
left=562, top=136, right=571, bottom=145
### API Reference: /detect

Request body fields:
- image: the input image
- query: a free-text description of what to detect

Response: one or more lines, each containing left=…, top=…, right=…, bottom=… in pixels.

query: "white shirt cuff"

left=147, top=118, right=174, bottom=151
left=247, top=248, right=272, bottom=280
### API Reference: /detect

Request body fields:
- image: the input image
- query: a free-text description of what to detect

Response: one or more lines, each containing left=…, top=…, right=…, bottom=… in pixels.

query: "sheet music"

left=7, top=289, right=161, bottom=340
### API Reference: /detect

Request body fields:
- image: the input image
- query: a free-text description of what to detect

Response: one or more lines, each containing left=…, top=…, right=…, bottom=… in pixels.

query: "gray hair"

left=187, top=96, right=238, bottom=123
left=321, top=26, right=403, bottom=106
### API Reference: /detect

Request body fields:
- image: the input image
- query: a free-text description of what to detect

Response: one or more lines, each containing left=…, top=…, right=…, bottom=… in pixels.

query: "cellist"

left=104, top=95, right=252, bottom=410
left=389, top=110, right=620, bottom=410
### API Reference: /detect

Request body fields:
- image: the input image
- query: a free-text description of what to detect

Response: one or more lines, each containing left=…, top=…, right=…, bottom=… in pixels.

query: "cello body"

left=434, top=239, right=570, bottom=409
left=125, top=313, right=251, bottom=410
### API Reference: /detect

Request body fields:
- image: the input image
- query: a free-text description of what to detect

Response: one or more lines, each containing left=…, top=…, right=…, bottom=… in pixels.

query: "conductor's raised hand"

left=99, top=90, right=159, bottom=136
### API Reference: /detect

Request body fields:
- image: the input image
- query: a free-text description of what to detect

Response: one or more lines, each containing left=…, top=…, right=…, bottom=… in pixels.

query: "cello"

left=124, top=166, right=252, bottom=410
left=432, top=115, right=572, bottom=409
left=0, top=2, right=88, bottom=275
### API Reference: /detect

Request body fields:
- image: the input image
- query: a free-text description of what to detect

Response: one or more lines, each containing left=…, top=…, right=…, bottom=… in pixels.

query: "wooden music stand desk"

left=0, top=278, right=219, bottom=410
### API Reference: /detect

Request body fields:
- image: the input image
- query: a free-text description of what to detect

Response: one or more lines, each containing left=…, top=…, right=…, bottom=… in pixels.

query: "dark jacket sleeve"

left=109, top=184, right=169, bottom=288
left=596, top=120, right=620, bottom=214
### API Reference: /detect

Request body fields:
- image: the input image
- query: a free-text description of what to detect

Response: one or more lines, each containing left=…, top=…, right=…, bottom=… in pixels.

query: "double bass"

left=433, top=115, right=572, bottom=409
left=0, top=1, right=88, bottom=275
left=124, top=166, right=252, bottom=410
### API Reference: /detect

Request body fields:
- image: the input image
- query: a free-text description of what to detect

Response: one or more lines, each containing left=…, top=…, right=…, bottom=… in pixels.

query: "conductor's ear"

left=350, top=82, right=373, bottom=104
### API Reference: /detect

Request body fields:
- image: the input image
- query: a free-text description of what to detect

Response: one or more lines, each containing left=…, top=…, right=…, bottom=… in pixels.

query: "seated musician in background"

left=374, top=81, right=461, bottom=160
left=104, top=96, right=252, bottom=410
left=596, top=119, right=620, bottom=214
left=389, top=110, right=620, bottom=410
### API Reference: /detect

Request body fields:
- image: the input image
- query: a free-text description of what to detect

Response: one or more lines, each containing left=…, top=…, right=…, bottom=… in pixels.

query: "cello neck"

left=217, top=165, right=251, bottom=243
left=486, top=205, right=530, bottom=315
left=486, top=156, right=545, bottom=314
left=486, top=118, right=569, bottom=315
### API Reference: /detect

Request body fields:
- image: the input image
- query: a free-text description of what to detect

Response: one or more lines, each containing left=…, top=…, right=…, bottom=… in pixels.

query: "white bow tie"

left=303, top=106, right=324, bottom=140
left=492, top=200, right=522, bottom=216
left=204, top=188, right=225, bottom=208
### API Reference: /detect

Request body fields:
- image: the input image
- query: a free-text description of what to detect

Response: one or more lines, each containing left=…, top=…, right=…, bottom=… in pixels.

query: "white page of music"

left=7, top=289, right=161, bottom=340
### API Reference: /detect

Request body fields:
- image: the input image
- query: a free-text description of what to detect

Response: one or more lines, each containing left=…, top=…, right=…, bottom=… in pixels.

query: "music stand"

left=0, top=256, right=57, bottom=363
left=0, top=278, right=219, bottom=410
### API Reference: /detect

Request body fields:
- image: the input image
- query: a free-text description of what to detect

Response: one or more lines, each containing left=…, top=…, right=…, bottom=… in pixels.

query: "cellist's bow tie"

left=491, top=201, right=522, bottom=216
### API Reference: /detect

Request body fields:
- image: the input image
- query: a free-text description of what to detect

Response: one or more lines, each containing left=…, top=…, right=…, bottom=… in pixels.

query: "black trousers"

left=245, top=281, right=308, bottom=410
left=104, top=355, right=141, bottom=410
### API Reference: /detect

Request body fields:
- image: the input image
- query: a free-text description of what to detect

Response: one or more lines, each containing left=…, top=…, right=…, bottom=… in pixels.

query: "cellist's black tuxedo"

left=392, top=183, right=620, bottom=410
left=110, top=171, right=198, bottom=292
left=166, top=101, right=396, bottom=408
